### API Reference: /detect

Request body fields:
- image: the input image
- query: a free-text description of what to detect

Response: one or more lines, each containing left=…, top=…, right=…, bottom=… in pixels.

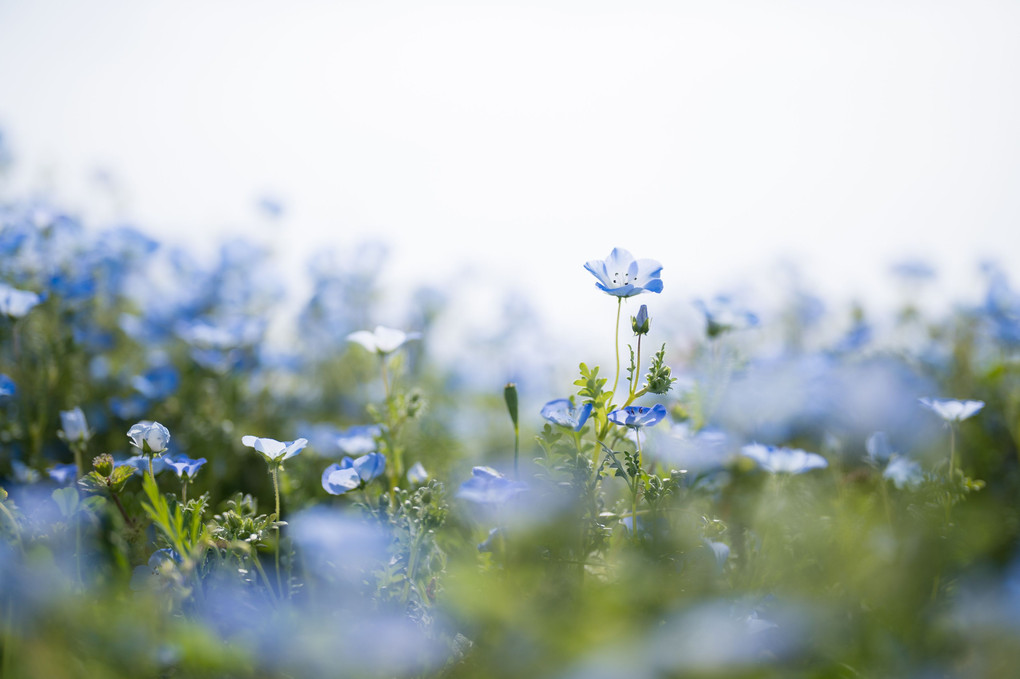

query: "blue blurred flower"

left=164, top=455, right=207, bottom=481
left=740, top=444, right=828, bottom=474
left=59, top=407, right=90, bottom=444
left=0, top=374, right=16, bottom=398
left=131, top=364, right=180, bottom=400
left=694, top=296, right=759, bottom=338
left=0, top=282, right=42, bottom=318
left=407, top=461, right=429, bottom=485
left=883, top=456, right=923, bottom=489
left=457, top=466, right=527, bottom=505
left=117, top=454, right=168, bottom=476
left=865, top=431, right=894, bottom=463
left=607, top=404, right=667, bottom=429
left=336, top=424, right=381, bottom=456
left=127, top=421, right=171, bottom=454
left=110, top=394, right=149, bottom=420
left=890, top=259, right=936, bottom=281
left=242, top=435, right=307, bottom=464
left=348, top=452, right=386, bottom=483
left=541, top=399, right=593, bottom=431
left=584, top=248, right=663, bottom=297
left=47, top=463, right=78, bottom=486
left=918, top=398, right=985, bottom=423
left=347, top=326, right=421, bottom=354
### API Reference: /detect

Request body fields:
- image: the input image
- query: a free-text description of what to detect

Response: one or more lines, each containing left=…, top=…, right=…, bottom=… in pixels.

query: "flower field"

left=2, top=166, right=1020, bottom=678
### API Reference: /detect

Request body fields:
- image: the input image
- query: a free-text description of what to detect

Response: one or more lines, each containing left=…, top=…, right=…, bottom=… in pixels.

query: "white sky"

left=1, top=0, right=1019, bottom=365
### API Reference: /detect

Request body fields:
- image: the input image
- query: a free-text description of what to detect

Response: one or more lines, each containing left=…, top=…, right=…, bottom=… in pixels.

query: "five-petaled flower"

left=457, top=466, right=527, bottom=505
left=164, top=455, right=207, bottom=480
left=347, top=326, right=422, bottom=354
left=321, top=453, right=386, bottom=495
left=607, top=404, right=667, bottom=429
left=242, top=435, right=308, bottom=464
left=584, top=248, right=663, bottom=298
left=127, top=421, right=171, bottom=455
left=918, top=398, right=985, bottom=423
left=541, top=399, right=594, bottom=432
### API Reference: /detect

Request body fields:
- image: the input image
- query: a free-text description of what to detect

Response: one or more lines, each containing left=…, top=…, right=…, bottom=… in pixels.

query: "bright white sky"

left=1, top=0, right=1019, bottom=366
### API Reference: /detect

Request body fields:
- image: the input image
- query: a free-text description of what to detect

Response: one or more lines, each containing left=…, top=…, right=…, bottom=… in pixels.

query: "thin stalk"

left=612, top=298, right=623, bottom=398
left=948, top=425, right=957, bottom=477
left=271, top=466, right=282, bottom=598
left=630, top=334, right=642, bottom=399
left=72, top=442, right=84, bottom=481
left=182, top=481, right=188, bottom=505
left=250, top=551, right=279, bottom=606
left=512, top=422, right=520, bottom=480
left=631, top=427, right=642, bottom=542
left=109, top=490, right=132, bottom=527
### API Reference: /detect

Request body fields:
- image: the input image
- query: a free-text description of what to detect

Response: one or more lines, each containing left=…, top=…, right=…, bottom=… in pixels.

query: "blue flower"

left=347, top=326, right=422, bottom=354
left=117, top=454, right=168, bottom=476
left=347, top=452, right=387, bottom=483
left=0, top=374, right=16, bottom=398
left=336, top=424, right=382, bottom=456
left=322, top=463, right=362, bottom=495
left=694, top=296, right=759, bottom=338
left=865, top=431, right=894, bottom=463
left=632, top=304, right=650, bottom=335
left=242, top=435, right=307, bottom=464
left=919, top=398, right=985, bottom=423
left=0, top=282, right=42, bottom=318
left=584, top=248, right=664, bottom=297
left=407, top=461, right=429, bottom=485
left=59, top=407, right=91, bottom=444
left=164, top=455, right=207, bottom=481
left=457, top=467, right=527, bottom=505
left=127, top=421, right=171, bottom=454
left=740, top=443, right=828, bottom=474
left=883, top=456, right=923, bottom=489
left=47, top=463, right=78, bottom=486
left=540, top=399, right=593, bottom=431
left=607, top=404, right=667, bottom=429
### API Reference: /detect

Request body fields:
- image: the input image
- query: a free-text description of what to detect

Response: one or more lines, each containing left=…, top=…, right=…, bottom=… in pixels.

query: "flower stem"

left=949, top=425, right=957, bottom=477
left=612, top=297, right=622, bottom=399
left=630, top=334, right=642, bottom=399
left=271, top=466, right=283, bottom=598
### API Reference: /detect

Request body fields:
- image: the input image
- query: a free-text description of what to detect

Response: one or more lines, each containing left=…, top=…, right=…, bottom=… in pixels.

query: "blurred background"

left=1, top=0, right=1019, bottom=373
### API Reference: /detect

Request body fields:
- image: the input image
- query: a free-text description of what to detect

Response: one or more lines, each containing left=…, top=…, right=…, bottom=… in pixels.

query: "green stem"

left=630, top=334, right=642, bottom=399
left=182, top=481, right=188, bottom=505
left=612, top=298, right=622, bottom=398
left=250, top=551, right=279, bottom=606
left=72, top=442, right=84, bottom=481
left=0, top=503, right=23, bottom=553
left=513, top=423, right=520, bottom=480
left=631, top=427, right=642, bottom=542
left=949, top=425, right=957, bottom=477
left=402, top=529, right=426, bottom=604
left=271, top=465, right=283, bottom=598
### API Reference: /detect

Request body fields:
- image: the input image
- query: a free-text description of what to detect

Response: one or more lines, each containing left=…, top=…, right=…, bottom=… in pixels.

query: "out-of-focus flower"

left=918, top=398, right=985, bottom=423
left=131, top=364, right=180, bottom=400
left=865, top=431, right=894, bottom=463
left=47, top=463, right=78, bottom=486
left=348, top=452, right=386, bottom=483
left=541, top=399, right=593, bottom=431
left=740, top=444, right=828, bottom=474
left=59, top=407, right=90, bottom=444
left=127, top=421, right=171, bottom=454
left=407, top=461, right=429, bottom=485
left=890, top=259, right=936, bottom=281
left=117, top=454, right=168, bottom=476
left=164, top=455, right=207, bottom=480
left=632, top=304, right=650, bottom=335
left=457, top=466, right=527, bottom=505
left=694, top=296, right=759, bottom=338
left=242, top=435, right=307, bottom=464
left=584, top=248, right=663, bottom=298
left=477, top=527, right=500, bottom=553
left=0, top=374, right=15, bottom=398
left=336, top=424, right=381, bottom=456
left=0, top=282, right=42, bottom=317
left=607, top=404, right=667, bottom=429
left=321, top=463, right=361, bottom=495
left=883, top=456, right=923, bottom=489
left=346, top=326, right=421, bottom=354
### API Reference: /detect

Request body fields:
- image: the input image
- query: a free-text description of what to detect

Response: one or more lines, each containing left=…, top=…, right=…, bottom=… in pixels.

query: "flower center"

left=610, top=271, right=636, bottom=287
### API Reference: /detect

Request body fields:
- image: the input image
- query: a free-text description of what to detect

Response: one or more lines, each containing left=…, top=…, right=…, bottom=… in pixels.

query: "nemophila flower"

left=322, top=463, right=361, bottom=495
left=164, top=455, right=207, bottom=480
left=321, top=454, right=385, bottom=494
left=347, top=326, right=422, bottom=354
left=541, top=399, right=593, bottom=431
left=883, top=456, right=923, bottom=489
left=740, top=443, right=828, bottom=474
left=59, top=407, right=91, bottom=444
left=336, top=424, right=382, bottom=456
left=118, top=454, right=168, bottom=476
left=694, top=296, right=759, bottom=338
left=607, top=404, right=667, bottom=429
left=407, top=461, right=429, bottom=485
left=457, top=466, right=527, bottom=505
left=584, top=248, right=663, bottom=297
left=0, top=374, right=15, bottom=398
left=865, top=431, right=894, bottom=463
left=919, top=398, right=985, bottom=423
left=47, top=463, right=78, bottom=486
left=0, top=282, right=43, bottom=318
left=242, top=435, right=308, bottom=464
left=127, top=420, right=171, bottom=454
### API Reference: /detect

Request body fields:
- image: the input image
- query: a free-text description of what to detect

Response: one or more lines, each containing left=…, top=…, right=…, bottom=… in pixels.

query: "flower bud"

left=631, top=305, right=650, bottom=335
left=93, top=453, right=115, bottom=477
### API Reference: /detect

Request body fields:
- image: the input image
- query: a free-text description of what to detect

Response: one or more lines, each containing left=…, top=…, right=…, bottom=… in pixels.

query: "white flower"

left=127, top=421, right=171, bottom=454
left=60, top=407, right=91, bottom=443
left=407, top=461, right=429, bottom=485
left=918, top=398, right=985, bottom=423
left=0, top=283, right=43, bottom=318
left=242, top=435, right=308, bottom=463
left=346, top=326, right=421, bottom=354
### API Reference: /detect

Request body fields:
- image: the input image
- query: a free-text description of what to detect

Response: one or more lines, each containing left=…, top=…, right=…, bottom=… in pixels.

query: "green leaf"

left=51, top=486, right=81, bottom=518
